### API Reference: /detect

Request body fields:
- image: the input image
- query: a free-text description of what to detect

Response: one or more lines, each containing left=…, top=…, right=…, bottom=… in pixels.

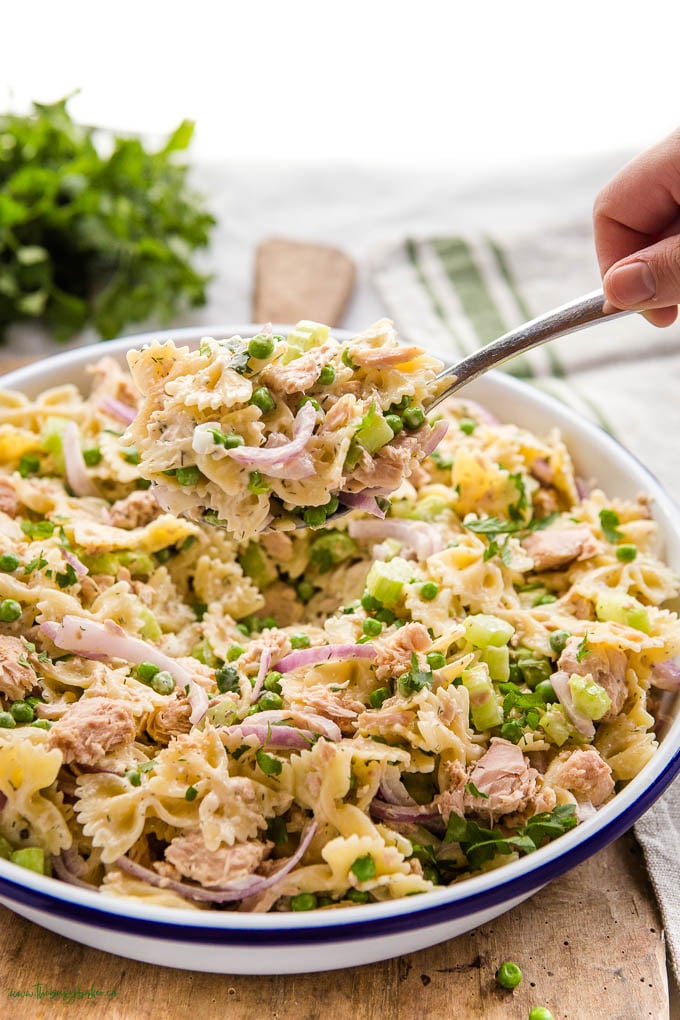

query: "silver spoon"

left=314, top=288, right=628, bottom=528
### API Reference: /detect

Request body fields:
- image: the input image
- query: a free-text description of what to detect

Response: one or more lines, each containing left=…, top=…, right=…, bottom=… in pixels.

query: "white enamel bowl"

left=1, top=325, right=679, bottom=974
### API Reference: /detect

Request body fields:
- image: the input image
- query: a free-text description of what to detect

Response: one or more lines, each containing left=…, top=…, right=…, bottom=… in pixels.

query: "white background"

left=3, top=0, right=680, bottom=171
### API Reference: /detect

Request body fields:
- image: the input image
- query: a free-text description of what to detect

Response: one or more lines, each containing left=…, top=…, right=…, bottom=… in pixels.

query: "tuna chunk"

left=261, top=340, right=336, bottom=395
left=0, top=478, right=18, bottom=518
left=373, top=622, right=432, bottom=682
left=0, top=636, right=36, bottom=700
left=558, top=636, right=628, bottom=720
left=350, top=434, right=424, bottom=492
left=463, top=738, right=542, bottom=822
left=521, top=524, right=598, bottom=571
left=434, top=759, right=467, bottom=823
left=146, top=695, right=192, bottom=743
left=47, top=696, right=136, bottom=765
left=544, top=747, right=614, bottom=806
left=108, top=490, right=162, bottom=529
left=164, top=829, right=269, bottom=888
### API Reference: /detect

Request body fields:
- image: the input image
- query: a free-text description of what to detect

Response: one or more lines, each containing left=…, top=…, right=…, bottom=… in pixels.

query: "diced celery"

left=539, top=704, right=573, bottom=746
left=365, top=557, right=412, bottom=607
left=10, top=847, right=47, bottom=875
left=140, top=608, right=162, bottom=642
left=481, top=645, right=510, bottom=682
left=118, top=550, right=156, bottom=578
left=41, top=415, right=71, bottom=472
left=595, top=591, right=650, bottom=633
left=391, top=495, right=449, bottom=521
left=356, top=403, right=394, bottom=454
left=568, top=674, right=611, bottom=721
left=190, top=638, right=218, bottom=667
left=283, top=320, right=330, bottom=363
left=207, top=700, right=239, bottom=727
left=464, top=614, right=514, bottom=649
left=309, top=530, right=358, bottom=573
left=462, top=664, right=504, bottom=730
left=238, top=542, right=277, bottom=590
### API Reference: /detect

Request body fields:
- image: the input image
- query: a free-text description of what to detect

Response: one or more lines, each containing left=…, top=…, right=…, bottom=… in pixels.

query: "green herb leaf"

left=464, top=781, right=489, bottom=800
left=256, top=749, right=282, bottom=777
left=599, top=508, right=623, bottom=543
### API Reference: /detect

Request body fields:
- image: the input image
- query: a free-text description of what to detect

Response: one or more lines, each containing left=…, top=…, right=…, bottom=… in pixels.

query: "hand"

left=593, top=130, right=680, bottom=327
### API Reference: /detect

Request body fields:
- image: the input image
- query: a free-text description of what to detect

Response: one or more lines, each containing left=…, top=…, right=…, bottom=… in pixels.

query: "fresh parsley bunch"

left=0, top=96, right=215, bottom=340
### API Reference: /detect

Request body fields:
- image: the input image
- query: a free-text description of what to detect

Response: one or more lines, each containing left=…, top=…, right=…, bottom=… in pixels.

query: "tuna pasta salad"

left=0, top=342, right=678, bottom=914
left=125, top=320, right=446, bottom=540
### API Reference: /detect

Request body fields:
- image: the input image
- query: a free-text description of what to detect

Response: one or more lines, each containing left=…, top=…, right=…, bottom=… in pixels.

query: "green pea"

left=248, top=335, right=275, bottom=360
left=18, top=453, right=40, bottom=477
left=376, top=608, right=395, bottom=626
left=176, top=465, right=201, bottom=487
left=0, top=553, right=20, bottom=572
left=535, top=679, right=557, bottom=703
left=325, top=495, right=340, bottom=516
left=345, top=888, right=370, bottom=903
left=297, top=396, right=320, bottom=412
left=459, top=417, right=476, bottom=435
left=290, top=633, right=311, bottom=650
left=616, top=544, right=638, bottom=562
left=250, top=387, right=276, bottom=414
left=361, top=593, right=382, bottom=613
left=302, top=506, right=327, bottom=528
left=137, top=661, right=160, bottom=683
left=30, top=719, right=51, bottom=730
left=403, top=406, right=425, bottom=430
left=549, top=630, right=570, bottom=657
left=0, top=599, right=22, bottom=622
left=222, top=433, right=245, bottom=449
left=0, top=712, right=16, bottom=729
left=258, top=690, right=283, bottom=711
left=82, top=447, right=102, bottom=466
left=420, top=582, right=439, bottom=601
left=369, top=686, right=391, bottom=709
left=528, top=1010, right=554, bottom=1020
left=126, top=769, right=141, bottom=787
left=10, top=701, right=34, bottom=724
left=121, top=446, right=141, bottom=465
left=185, top=785, right=198, bottom=801
left=385, top=414, right=403, bottom=436
left=501, top=719, right=524, bottom=744
left=227, top=644, right=244, bottom=662
left=290, top=893, right=318, bottom=911
left=318, top=365, right=336, bottom=385
left=150, top=670, right=175, bottom=695
left=248, top=471, right=270, bottom=495
left=296, top=581, right=316, bottom=603
left=362, top=617, right=383, bottom=637
left=264, top=671, right=283, bottom=694
left=426, top=652, right=447, bottom=670
left=495, top=961, right=522, bottom=990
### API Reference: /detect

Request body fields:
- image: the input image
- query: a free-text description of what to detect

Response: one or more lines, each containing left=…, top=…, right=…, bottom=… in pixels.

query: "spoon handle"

left=428, top=288, right=630, bottom=410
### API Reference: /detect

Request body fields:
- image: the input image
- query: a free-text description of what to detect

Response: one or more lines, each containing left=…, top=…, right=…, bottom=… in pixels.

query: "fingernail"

left=607, top=261, right=656, bottom=306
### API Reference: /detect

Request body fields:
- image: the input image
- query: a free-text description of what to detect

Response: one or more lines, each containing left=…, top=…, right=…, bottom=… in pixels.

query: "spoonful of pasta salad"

left=125, top=292, right=628, bottom=541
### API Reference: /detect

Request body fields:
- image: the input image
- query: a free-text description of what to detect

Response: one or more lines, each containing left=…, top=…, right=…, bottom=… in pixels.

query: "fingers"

left=602, top=232, right=680, bottom=326
left=593, top=129, right=680, bottom=276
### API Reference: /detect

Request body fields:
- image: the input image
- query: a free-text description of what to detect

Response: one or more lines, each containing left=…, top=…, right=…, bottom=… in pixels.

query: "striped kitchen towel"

left=373, top=222, right=680, bottom=983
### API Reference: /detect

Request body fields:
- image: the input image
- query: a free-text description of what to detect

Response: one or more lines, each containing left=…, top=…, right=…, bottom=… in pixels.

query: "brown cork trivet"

left=252, top=238, right=355, bottom=327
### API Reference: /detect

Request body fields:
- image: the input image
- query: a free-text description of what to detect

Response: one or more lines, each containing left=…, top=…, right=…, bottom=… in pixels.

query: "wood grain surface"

left=0, top=834, right=668, bottom=1020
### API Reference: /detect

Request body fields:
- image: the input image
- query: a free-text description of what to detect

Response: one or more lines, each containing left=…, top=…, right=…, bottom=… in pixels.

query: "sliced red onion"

left=114, top=822, right=317, bottom=903
left=62, top=421, right=98, bottom=498
left=651, top=659, right=680, bottom=691
left=249, top=648, right=272, bottom=704
left=420, top=419, right=449, bottom=458
left=225, top=401, right=317, bottom=470
left=63, top=549, right=88, bottom=577
left=531, top=458, right=554, bottom=486
left=39, top=616, right=206, bottom=725
left=275, top=643, right=376, bottom=674
left=369, top=797, right=442, bottom=825
left=348, top=518, right=443, bottom=561
left=378, top=769, right=417, bottom=806
left=338, top=490, right=387, bottom=518
left=53, top=848, right=97, bottom=890
left=575, top=477, right=591, bottom=500
left=551, top=670, right=595, bottom=739
left=250, top=710, right=342, bottom=742
left=99, top=395, right=137, bottom=425
left=222, top=723, right=315, bottom=749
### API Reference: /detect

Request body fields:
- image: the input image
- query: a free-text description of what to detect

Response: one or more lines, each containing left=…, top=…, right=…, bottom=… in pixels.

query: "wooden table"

left=0, top=351, right=672, bottom=1018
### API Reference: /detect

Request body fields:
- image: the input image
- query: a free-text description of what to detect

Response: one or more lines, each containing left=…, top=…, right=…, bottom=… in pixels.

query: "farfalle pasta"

left=0, top=338, right=677, bottom=914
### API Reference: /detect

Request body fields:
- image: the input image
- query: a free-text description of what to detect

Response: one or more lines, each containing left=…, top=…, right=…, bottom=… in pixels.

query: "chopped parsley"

left=575, top=633, right=591, bottom=663
left=256, top=749, right=282, bottom=777
left=21, top=519, right=55, bottom=540
left=445, top=803, right=577, bottom=868
left=464, top=781, right=489, bottom=800
left=599, top=508, right=624, bottom=543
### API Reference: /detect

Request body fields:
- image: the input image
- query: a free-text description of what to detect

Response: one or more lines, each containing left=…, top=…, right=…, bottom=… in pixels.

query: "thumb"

left=603, top=234, right=680, bottom=326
